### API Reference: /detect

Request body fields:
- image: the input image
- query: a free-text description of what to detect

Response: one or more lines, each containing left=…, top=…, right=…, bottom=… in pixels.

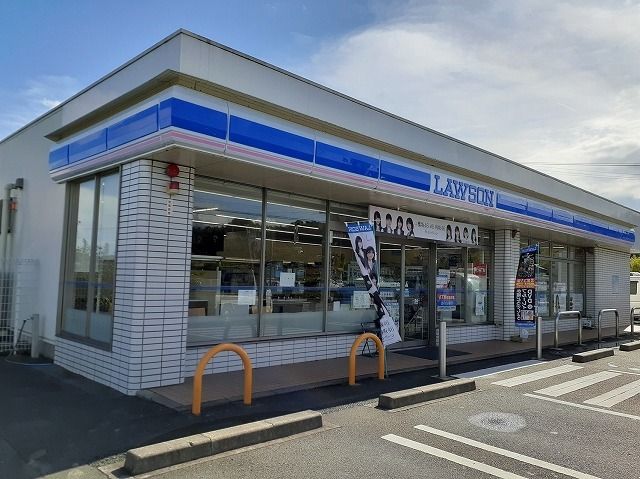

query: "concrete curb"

left=124, top=410, right=322, bottom=475
left=620, top=341, right=640, bottom=352
left=378, top=378, right=476, bottom=409
left=572, top=348, right=614, bottom=363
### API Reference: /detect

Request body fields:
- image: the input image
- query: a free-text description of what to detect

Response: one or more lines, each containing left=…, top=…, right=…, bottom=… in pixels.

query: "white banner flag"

left=345, top=221, right=401, bottom=347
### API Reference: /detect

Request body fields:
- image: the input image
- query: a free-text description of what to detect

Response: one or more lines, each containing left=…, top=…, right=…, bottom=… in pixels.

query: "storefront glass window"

left=537, top=259, right=551, bottom=317
left=467, top=248, right=493, bottom=323
left=552, top=244, right=568, bottom=259
left=436, top=247, right=465, bottom=324
left=569, top=262, right=585, bottom=314
left=327, top=203, right=375, bottom=333
left=61, top=171, right=119, bottom=345
left=261, top=191, right=326, bottom=336
left=551, top=261, right=569, bottom=315
left=189, top=180, right=262, bottom=344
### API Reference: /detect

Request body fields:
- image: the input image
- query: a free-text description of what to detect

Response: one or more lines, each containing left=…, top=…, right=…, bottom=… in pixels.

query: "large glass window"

left=436, top=248, right=465, bottom=324
left=261, top=192, right=326, bottom=336
left=61, top=172, right=119, bottom=345
left=467, top=248, right=493, bottom=324
left=327, top=203, right=375, bottom=332
left=523, top=238, right=586, bottom=318
left=189, top=180, right=262, bottom=343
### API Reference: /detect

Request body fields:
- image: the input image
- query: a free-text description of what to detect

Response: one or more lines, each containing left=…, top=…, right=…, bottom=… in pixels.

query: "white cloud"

left=300, top=0, right=640, bottom=210
left=0, top=75, right=79, bottom=140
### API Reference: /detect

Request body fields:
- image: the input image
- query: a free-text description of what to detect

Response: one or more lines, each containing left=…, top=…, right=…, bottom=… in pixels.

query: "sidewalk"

left=146, top=326, right=629, bottom=410
left=1, top=327, right=631, bottom=479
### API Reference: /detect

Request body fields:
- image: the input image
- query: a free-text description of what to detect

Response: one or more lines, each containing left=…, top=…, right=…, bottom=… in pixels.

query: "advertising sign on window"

left=514, top=245, right=538, bottom=328
left=345, top=221, right=401, bottom=346
left=369, top=206, right=479, bottom=245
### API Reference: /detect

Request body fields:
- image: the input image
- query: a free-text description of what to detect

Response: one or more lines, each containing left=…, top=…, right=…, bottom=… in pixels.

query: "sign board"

left=279, top=272, right=296, bottom=287
left=237, top=289, right=257, bottom=306
left=345, top=221, right=401, bottom=346
left=514, top=245, right=538, bottom=328
left=369, top=206, right=479, bottom=244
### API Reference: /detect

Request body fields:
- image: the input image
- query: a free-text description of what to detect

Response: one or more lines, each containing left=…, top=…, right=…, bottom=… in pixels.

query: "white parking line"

left=492, top=364, right=582, bottom=387
left=414, top=425, right=601, bottom=479
left=524, top=393, right=640, bottom=421
left=454, top=360, right=545, bottom=379
left=583, top=378, right=640, bottom=407
left=381, top=434, right=527, bottom=479
left=534, top=371, right=621, bottom=397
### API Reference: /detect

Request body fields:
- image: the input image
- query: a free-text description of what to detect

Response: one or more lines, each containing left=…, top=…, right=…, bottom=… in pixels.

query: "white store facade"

left=1, top=30, right=639, bottom=395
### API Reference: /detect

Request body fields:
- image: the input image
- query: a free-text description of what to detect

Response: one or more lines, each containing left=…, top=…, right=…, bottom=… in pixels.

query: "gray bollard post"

left=536, top=316, right=542, bottom=360
left=439, top=321, right=447, bottom=379
left=554, top=313, right=559, bottom=348
left=30, top=314, right=40, bottom=359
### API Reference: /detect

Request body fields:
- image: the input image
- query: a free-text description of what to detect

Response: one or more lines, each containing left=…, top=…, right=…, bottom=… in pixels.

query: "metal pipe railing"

left=554, top=311, right=582, bottom=348
left=630, top=308, right=640, bottom=337
left=597, top=309, right=619, bottom=344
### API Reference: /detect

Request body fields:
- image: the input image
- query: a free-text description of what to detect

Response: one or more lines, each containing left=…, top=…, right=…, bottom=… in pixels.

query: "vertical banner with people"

left=514, top=244, right=538, bottom=328
left=345, top=222, right=402, bottom=347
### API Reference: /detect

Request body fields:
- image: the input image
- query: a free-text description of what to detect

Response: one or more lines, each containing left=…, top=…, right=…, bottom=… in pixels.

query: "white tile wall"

left=493, top=229, right=520, bottom=340
left=55, top=159, right=194, bottom=395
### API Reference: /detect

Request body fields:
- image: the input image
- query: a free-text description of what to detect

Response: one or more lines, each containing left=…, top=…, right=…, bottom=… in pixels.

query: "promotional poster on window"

left=369, top=205, right=479, bottom=245
left=514, top=244, right=538, bottom=328
left=345, top=222, right=402, bottom=346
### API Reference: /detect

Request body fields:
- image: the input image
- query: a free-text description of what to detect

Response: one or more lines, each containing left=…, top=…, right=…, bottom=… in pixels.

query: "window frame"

left=57, top=169, right=120, bottom=350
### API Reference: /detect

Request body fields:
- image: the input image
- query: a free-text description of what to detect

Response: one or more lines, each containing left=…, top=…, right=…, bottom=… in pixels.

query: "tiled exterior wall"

left=434, top=325, right=499, bottom=346
left=55, top=159, right=194, bottom=395
left=493, top=229, right=520, bottom=340
left=185, top=334, right=371, bottom=376
left=592, top=247, right=630, bottom=329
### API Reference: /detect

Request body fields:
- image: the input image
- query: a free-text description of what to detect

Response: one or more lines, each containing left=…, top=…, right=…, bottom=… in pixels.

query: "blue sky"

left=1, top=0, right=639, bottom=209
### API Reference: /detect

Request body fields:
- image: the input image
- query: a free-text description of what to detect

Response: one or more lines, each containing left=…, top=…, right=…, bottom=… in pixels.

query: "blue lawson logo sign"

left=433, top=174, right=495, bottom=208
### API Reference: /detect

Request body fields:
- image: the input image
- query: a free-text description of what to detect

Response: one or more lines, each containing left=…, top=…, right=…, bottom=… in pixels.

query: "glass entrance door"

left=404, top=245, right=429, bottom=341
left=379, top=241, right=431, bottom=344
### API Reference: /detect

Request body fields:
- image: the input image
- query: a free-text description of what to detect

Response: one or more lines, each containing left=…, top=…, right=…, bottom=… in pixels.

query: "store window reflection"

left=189, top=180, right=262, bottom=344
left=436, top=248, right=465, bottom=324
left=261, top=192, right=326, bottom=336
left=467, top=248, right=493, bottom=324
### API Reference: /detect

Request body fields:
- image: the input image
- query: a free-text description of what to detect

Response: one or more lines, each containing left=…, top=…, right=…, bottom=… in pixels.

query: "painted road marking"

left=414, top=425, right=600, bottom=479
left=534, top=371, right=621, bottom=397
left=583, top=378, right=640, bottom=407
left=492, top=364, right=582, bottom=387
left=381, top=434, right=527, bottom=479
left=525, top=393, right=640, bottom=421
left=454, top=360, right=545, bottom=379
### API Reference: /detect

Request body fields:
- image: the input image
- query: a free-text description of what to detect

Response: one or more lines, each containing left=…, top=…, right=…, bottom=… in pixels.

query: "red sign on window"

left=473, top=264, right=487, bottom=277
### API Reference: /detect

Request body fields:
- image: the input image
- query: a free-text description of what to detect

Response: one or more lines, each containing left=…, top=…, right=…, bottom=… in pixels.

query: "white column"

left=493, top=229, right=520, bottom=340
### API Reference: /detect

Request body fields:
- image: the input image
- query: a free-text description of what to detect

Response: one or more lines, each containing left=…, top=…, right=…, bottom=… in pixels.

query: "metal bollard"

left=598, top=309, right=619, bottom=344
left=554, top=313, right=559, bottom=348
left=631, top=308, right=640, bottom=337
left=439, top=321, right=447, bottom=379
left=536, top=316, right=542, bottom=360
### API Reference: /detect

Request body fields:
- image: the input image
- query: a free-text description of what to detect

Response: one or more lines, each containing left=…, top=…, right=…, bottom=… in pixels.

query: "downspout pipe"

left=0, top=183, right=14, bottom=263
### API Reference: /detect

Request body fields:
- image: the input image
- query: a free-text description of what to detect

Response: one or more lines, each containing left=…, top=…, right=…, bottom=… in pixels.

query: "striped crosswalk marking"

left=382, top=434, right=528, bottom=479
left=414, top=425, right=601, bottom=479
left=534, top=371, right=621, bottom=397
left=584, top=378, right=640, bottom=407
left=492, top=364, right=582, bottom=387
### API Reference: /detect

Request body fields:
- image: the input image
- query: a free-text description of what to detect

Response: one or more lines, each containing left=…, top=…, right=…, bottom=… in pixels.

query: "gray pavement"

left=3, top=337, right=637, bottom=479
left=151, top=348, right=640, bottom=479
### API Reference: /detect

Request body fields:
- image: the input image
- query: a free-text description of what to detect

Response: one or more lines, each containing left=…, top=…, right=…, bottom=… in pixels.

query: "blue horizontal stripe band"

left=159, top=98, right=227, bottom=139
left=380, top=160, right=430, bottom=191
left=107, top=105, right=158, bottom=150
left=315, top=142, right=379, bottom=178
left=229, top=116, right=314, bottom=162
left=68, top=129, right=107, bottom=164
left=49, top=145, right=69, bottom=169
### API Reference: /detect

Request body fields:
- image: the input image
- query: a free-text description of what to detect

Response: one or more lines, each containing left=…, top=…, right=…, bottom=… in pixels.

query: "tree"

left=631, top=255, right=640, bottom=273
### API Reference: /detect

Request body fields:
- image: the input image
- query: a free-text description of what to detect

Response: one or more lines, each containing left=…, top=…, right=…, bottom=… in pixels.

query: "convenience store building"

left=1, top=30, right=638, bottom=394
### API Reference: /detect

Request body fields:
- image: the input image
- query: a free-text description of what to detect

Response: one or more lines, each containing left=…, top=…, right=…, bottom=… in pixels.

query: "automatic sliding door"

left=379, top=242, right=401, bottom=334
left=404, top=245, right=429, bottom=341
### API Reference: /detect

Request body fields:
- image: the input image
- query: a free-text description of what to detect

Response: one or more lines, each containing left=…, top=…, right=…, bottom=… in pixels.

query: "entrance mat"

left=393, top=347, right=470, bottom=360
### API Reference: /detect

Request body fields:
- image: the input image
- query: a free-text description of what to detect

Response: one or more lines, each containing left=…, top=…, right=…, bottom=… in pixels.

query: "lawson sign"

left=432, top=174, right=495, bottom=208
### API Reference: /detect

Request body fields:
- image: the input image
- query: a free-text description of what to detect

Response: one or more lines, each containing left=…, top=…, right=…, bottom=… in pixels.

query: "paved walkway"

left=146, top=326, right=630, bottom=409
